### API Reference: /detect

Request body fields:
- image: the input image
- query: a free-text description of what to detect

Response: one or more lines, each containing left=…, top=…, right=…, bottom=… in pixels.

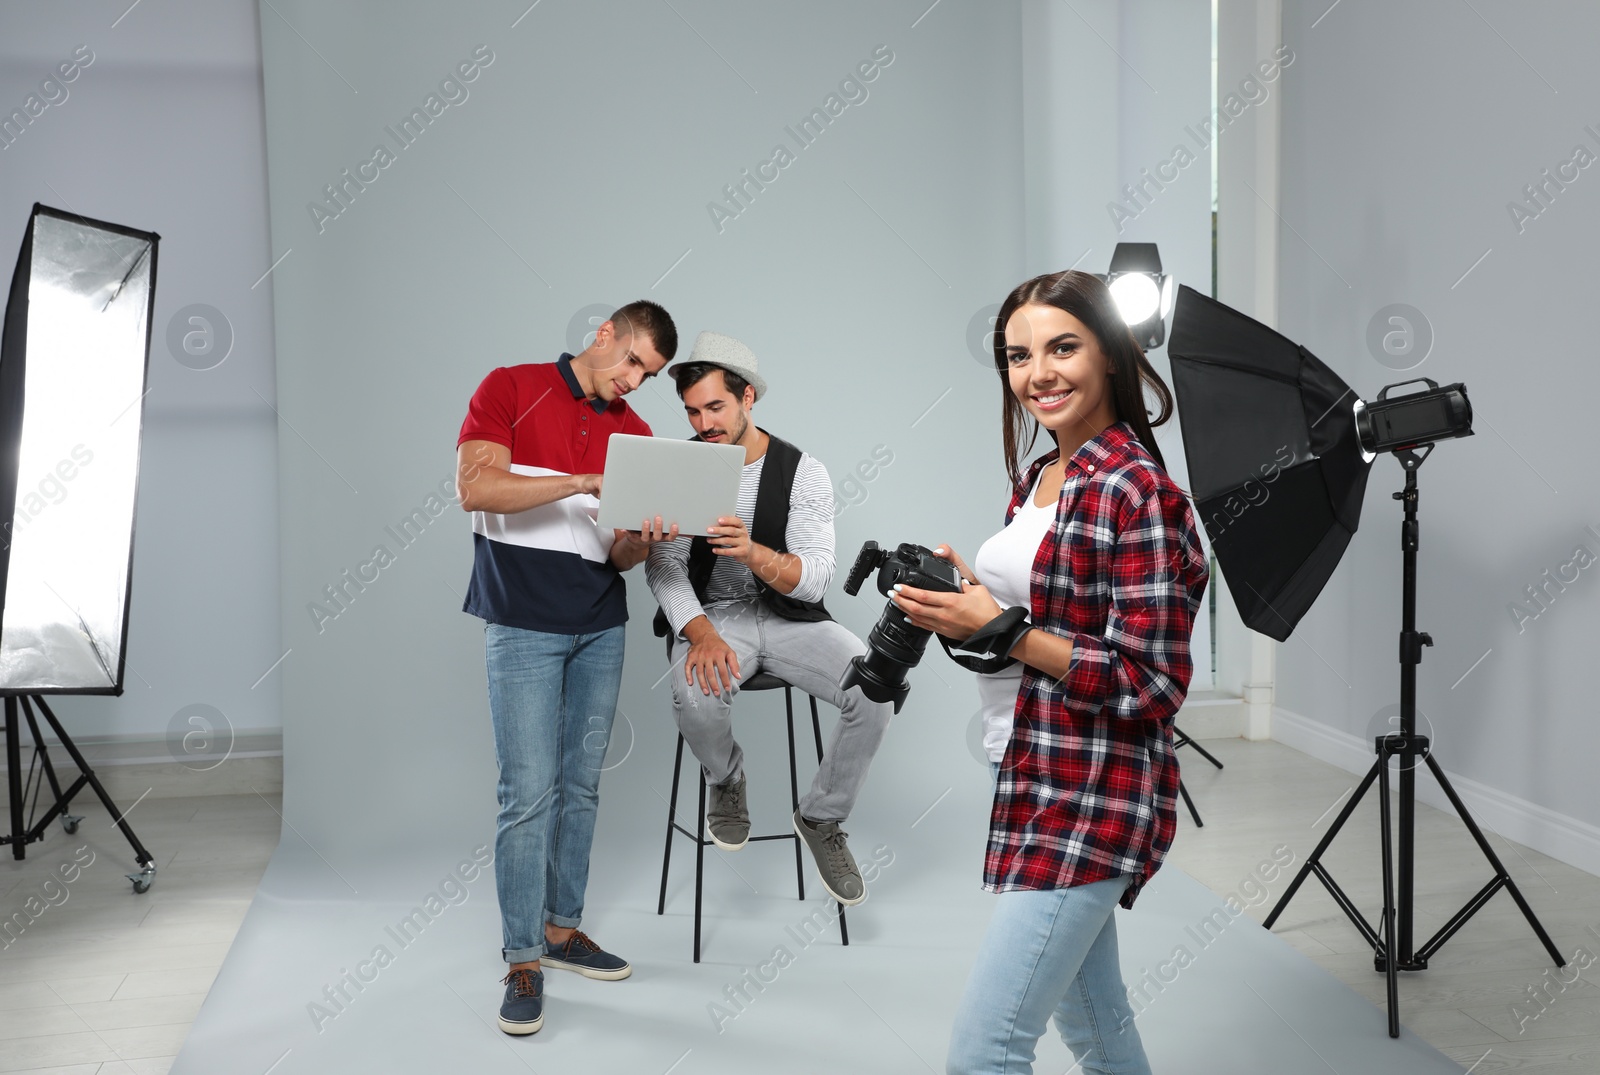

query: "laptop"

left=595, top=434, right=746, bottom=536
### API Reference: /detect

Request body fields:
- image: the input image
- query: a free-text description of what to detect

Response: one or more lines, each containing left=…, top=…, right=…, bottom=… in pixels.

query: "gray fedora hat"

left=667, top=330, right=768, bottom=401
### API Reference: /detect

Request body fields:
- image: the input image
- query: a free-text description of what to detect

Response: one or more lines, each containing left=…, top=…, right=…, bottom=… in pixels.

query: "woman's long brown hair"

left=993, top=270, right=1175, bottom=488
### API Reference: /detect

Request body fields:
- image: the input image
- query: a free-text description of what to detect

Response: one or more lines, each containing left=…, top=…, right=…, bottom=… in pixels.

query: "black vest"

left=652, top=430, right=833, bottom=641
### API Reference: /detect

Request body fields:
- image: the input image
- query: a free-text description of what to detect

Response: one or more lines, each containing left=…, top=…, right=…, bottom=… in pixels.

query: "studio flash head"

left=1355, top=378, right=1473, bottom=457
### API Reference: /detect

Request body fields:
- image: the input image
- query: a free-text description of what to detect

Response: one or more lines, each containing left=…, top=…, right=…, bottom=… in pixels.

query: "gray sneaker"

left=793, top=810, right=865, bottom=906
left=707, top=776, right=750, bottom=851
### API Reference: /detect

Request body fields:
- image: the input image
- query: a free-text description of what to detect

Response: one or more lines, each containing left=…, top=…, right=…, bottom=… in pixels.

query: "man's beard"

left=707, top=409, right=749, bottom=445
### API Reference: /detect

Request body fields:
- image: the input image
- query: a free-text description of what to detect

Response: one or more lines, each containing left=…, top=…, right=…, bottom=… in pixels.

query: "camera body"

left=844, top=540, right=963, bottom=601
left=839, top=541, right=962, bottom=712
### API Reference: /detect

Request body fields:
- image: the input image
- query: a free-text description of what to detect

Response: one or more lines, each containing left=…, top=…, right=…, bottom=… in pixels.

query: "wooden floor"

left=2, top=737, right=1596, bottom=1074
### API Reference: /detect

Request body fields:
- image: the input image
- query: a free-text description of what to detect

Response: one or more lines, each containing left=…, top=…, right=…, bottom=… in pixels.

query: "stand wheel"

left=62, top=815, right=82, bottom=835
left=127, top=864, right=156, bottom=894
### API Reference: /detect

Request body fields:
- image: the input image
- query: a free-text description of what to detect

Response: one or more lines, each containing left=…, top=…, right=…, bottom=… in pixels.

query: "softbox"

left=0, top=204, right=158, bottom=694
left=1167, top=285, right=1372, bottom=642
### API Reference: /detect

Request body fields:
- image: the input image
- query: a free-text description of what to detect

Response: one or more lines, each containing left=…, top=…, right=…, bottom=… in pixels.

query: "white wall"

left=1261, top=0, right=1600, bottom=867
left=1212, top=0, right=1284, bottom=735
left=1021, top=0, right=1215, bottom=688
left=0, top=2, right=282, bottom=743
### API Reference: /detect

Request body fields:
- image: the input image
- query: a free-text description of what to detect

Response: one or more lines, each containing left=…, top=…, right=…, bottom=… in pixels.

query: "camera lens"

left=838, top=539, right=959, bottom=714
left=841, top=605, right=931, bottom=711
left=868, top=607, right=930, bottom=664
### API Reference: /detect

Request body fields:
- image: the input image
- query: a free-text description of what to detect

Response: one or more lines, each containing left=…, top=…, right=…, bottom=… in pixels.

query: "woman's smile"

left=1030, top=388, right=1074, bottom=412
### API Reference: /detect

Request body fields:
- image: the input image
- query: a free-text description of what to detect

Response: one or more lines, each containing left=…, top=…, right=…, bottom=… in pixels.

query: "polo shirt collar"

left=558, top=353, right=610, bottom=414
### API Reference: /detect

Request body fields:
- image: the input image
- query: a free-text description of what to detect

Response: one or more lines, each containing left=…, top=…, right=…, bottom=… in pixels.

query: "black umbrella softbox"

left=1167, top=285, right=1372, bottom=641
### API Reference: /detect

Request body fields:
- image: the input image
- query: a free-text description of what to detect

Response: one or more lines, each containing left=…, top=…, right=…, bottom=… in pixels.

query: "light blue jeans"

left=947, top=873, right=1151, bottom=1075
left=485, top=622, right=625, bottom=963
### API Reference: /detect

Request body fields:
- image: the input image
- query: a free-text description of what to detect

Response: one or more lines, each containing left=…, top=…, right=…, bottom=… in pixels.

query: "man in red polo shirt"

left=455, top=300, right=678, bottom=1035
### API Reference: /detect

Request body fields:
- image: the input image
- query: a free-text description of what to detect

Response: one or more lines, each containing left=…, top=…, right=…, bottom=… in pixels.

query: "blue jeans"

left=485, top=622, right=625, bottom=963
left=946, top=875, right=1151, bottom=1075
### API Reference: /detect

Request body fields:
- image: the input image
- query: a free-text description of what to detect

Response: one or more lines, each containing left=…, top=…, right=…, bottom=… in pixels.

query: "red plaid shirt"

left=985, top=421, right=1209, bottom=909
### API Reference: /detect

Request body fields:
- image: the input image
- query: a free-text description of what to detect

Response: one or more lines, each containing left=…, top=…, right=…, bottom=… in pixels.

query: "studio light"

left=1097, top=242, right=1176, bottom=349
left=2, top=203, right=160, bottom=893
left=2, top=206, right=155, bottom=693
left=1354, top=378, right=1473, bottom=457
left=1109, top=273, right=1159, bottom=324
left=1167, top=286, right=1559, bottom=1040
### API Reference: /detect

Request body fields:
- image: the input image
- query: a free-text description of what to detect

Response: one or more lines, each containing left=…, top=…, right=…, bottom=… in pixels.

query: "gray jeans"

left=668, top=600, right=894, bottom=822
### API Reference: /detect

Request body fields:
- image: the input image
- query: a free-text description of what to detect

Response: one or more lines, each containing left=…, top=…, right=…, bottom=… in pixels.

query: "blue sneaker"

left=498, top=967, right=544, bottom=1035
left=540, top=930, right=632, bottom=981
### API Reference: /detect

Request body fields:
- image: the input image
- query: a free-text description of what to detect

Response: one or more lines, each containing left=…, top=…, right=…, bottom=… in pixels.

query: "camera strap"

left=938, top=606, right=1031, bottom=675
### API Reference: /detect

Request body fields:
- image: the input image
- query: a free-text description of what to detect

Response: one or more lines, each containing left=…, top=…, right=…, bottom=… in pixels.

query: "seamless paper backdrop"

left=258, top=0, right=1026, bottom=862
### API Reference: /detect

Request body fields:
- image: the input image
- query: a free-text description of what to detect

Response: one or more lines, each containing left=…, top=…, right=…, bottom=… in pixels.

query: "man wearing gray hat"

left=645, top=331, right=894, bottom=907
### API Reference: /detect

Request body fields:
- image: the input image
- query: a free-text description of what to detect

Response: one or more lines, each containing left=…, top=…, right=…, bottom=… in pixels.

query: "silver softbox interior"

left=0, top=205, right=158, bottom=694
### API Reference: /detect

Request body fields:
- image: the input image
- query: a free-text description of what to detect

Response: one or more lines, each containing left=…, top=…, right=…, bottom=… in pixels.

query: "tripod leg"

left=21, top=699, right=80, bottom=836
left=1421, top=753, right=1567, bottom=968
left=1399, top=747, right=1417, bottom=965
left=5, top=698, right=23, bottom=860
left=1378, top=752, right=1400, bottom=1039
left=21, top=699, right=69, bottom=803
left=1178, top=779, right=1203, bottom=827
left=30, top=696, right=153, bottom=869
left=1265, top=757, right=1382, bottom=929
left=1175, top=728, right=1225, bottom=770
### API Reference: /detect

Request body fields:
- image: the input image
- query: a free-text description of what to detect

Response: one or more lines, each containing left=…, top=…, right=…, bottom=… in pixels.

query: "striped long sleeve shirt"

left=645, top=450, right=836, bottom=638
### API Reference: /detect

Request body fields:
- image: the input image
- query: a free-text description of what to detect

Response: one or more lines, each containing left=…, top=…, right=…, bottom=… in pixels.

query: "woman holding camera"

left=891, top=270, right=1208, bottom=1075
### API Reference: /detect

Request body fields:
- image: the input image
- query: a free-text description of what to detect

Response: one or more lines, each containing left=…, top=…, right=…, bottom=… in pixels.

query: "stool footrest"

left=667, top=825, right=802, bottom=847
left=657, top=685, right=849, bottom=961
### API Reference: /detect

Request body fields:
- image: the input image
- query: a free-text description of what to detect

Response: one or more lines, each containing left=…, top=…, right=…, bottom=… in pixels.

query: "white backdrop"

left=256, top=0, right=1030, bottom=863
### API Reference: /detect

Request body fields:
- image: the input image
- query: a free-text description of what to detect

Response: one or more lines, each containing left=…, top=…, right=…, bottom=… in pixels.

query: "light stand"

left=1263, top=445, right=1565, bottom=1037
left=4, top=694, right=155, bottom=890
left=0, top=203, right=161, bottom=894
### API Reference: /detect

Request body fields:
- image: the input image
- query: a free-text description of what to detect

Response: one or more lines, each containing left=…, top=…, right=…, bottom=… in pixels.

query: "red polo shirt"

left=457, top=354, right=651, bottom=633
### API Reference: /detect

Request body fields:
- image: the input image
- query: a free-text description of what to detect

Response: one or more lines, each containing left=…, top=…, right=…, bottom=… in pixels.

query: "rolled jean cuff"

left=503, top=943, right=545, bottom=964
left=546, top=912, right=581, bottom=930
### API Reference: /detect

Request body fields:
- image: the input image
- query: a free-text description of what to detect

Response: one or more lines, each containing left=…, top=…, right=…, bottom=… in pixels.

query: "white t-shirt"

left=973, top=466, right=1057, bottom=764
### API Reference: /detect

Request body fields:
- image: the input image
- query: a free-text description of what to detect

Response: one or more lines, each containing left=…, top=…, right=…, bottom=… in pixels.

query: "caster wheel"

left=62, top=816, right=81, bottom=835
left=127, top=865, right=156, bottom=894
left=131, top=877, right=151, bottom=894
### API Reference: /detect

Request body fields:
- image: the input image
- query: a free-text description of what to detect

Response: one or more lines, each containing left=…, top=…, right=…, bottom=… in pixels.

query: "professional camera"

left=838, top=541, right=963, bottom=712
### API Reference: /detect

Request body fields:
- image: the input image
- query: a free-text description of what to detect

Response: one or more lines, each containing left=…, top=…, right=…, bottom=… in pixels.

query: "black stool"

left=1174, top=724, right=1225, bottom=827
left=656, top=670, right=849, bottom=962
